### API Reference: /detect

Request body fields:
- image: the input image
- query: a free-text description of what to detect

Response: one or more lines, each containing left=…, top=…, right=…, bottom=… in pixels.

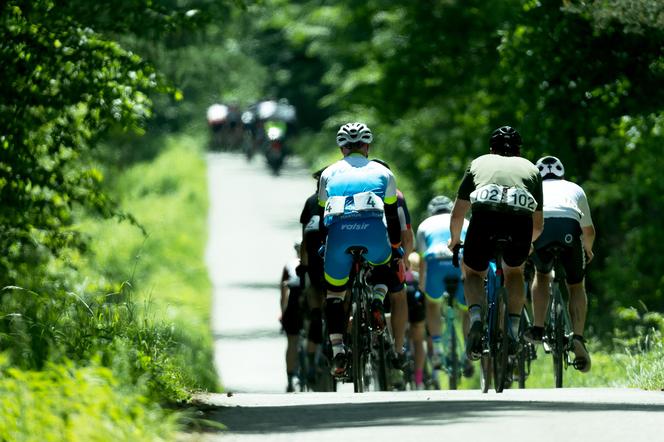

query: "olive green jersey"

left=457, top=154, right=543, bottom=213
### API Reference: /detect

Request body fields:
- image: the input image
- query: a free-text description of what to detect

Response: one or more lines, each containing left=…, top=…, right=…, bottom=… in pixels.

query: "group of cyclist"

left=206, top=99, right=296, bottom=170
left=280, top=122, right=595, bottom=391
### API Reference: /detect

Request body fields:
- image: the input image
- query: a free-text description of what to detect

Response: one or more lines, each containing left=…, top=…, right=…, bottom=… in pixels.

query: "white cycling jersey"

left=542, top=179, right=593, bottom=227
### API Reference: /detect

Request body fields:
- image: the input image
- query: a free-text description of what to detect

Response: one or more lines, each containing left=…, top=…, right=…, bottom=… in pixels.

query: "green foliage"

left=0, top=359, right=177, bottom=441
left=81, top=134, right=219, bottom=392
left=250, top=0, right=664, bottom=332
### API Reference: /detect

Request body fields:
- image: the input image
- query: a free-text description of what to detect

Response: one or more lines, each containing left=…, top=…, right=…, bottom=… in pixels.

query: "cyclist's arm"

left=280, top=267, right=289, bottom=313
left=582, top=225, right=595, bottom=262
left=384, top=172, right=401, bottom=248
left=449, top=198, right=470, bottom=249
left=300, top=227, right=309, bottom=266
left=532, top=210, right=544, bottom=242
left=385, top=201, right=401, bottom=247
left=402, top=228, right=414, bottom=258
left=531, top=172, right=544, bottom=242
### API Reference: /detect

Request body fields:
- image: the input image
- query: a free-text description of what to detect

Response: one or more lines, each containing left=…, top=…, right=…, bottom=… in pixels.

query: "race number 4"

left=353, top=191, right=384, bottom=212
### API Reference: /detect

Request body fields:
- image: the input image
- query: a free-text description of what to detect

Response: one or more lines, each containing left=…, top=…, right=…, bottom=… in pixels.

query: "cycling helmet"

left=489, top=125, right=522, bottom=156
left=336, top=122, right=373, bottom=147
left=427, top=195, right=454, bottom=216
left=536, top=156, right=565, bottom=179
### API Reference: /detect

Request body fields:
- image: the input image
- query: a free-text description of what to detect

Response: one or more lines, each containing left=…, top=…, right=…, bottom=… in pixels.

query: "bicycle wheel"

left=373, top=333, right=390, bottom=391
left=516, top=309, right=530, bottom=389
left=552, top=295, right=565, bottom=388
left=492, top=288, right=510, bottom=393
left=447, top=326, right=459, bottom=390
left=351, top=299, right=365, bottom=393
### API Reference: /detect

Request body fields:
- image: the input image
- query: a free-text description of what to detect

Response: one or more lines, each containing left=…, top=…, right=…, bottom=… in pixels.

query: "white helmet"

left=536, top=156, right=565, bottom=179
left=336, top=122, right=373, bottom=147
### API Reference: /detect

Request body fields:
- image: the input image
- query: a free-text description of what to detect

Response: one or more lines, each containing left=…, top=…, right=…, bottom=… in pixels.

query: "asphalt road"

left=206, top=151, right=316, bottom=393
left=195, top=151, right=664, bottom=442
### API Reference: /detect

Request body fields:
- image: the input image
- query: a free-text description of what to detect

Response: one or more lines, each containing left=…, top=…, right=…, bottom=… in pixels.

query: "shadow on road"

left=187, top=399, right=664, bottom=434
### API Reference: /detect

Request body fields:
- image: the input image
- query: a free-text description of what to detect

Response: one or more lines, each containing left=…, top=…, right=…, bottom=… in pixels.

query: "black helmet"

left=489, top=126, right=522, bottom=156
left=427, top=195, right=453, bottom=216
left=535, top=156, right=565, bottom=180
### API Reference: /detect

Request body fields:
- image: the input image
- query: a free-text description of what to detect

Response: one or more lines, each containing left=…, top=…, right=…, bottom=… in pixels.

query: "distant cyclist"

left=297, top=167, right=327, bottom=384
left=404, top=252, right=427, bottom=389
left=525, top=156, right=595, bottom=372
left=448, top=126, right=544, bottom=361
left=280, top=241, right=304, bottom=392
left=318, top=122, right=402, bottom=376
left=417, top=195, right=473, bottom=377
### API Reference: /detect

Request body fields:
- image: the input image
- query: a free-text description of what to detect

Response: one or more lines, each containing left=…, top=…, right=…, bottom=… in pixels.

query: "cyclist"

left=405, top=252, right=427, bottom=389
left=417, top=195, right=474, bottom=377
left=524, top=156, right=595, bottom=372
left=371, top=159, right=413, bottom=370
left=280, top=241, right=304, bottom=392
left=297, top=167, right=327, bottom=384
left=206, top=103, right=229, bottom=150
left=448, top=126, right=544, bottom=361
left=318, top=122, right=402, bottom=376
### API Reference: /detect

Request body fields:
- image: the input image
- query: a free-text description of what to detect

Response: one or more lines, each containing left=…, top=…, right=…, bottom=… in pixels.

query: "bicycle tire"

left=552, top=295, right=565, bottom=388
left=374, top=333, right=390, bottom=391
left=351, top=300, right=365, bottom=393
left=448, top=326, right=459, bottom=390
left=493, top=288, right=510, bottom=393
left=480, top=353, right=491, bottom=393
left=516, top=309, right=529, bottom=389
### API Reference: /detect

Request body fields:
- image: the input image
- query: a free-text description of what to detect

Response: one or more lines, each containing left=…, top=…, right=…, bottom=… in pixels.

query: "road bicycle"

left=454, top=240, right=511, bottom=393
left=513, top=306, right=537, bottom=388
left=436, top=274, right=465, bottom=390
left=345, top=246, right=391, bottom=392
left=540, top=243, right=575, bottom=388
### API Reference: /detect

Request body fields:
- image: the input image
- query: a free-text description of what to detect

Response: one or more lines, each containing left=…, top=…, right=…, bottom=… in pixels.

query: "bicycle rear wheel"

left=351, top=300, right=365, bottom=393
left=552, top=297, right=565, bottom=388
left=373, top=333, right=390, bottom=391
left=493, top=288, right=510, bottom=393
left=516, top=309, right=531, bottom=389
left=447, top=326, right=459, bottom=390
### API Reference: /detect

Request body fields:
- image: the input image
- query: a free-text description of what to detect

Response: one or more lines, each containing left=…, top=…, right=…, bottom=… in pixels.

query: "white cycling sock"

left=469, top=304, right=482, bottom=324
left=509, top=314, right=521, bottom=338
left=330, top=333, right=344, bottom=357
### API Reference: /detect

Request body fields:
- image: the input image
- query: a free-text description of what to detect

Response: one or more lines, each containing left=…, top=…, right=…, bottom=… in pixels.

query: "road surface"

left=206, top=152, right=315, bottom=393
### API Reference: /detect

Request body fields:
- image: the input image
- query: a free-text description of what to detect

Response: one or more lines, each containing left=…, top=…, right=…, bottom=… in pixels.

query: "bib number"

left=471, top=184, right=536, bottom=212
left=324, top=192, right=384, bottom=217
left=506, top=188, right=537, bottom=212
left=304, top=215, right=320, bottom=233
left=324, top=196, right=346, bottom=217
left=353, top=191, right=384, bottom=212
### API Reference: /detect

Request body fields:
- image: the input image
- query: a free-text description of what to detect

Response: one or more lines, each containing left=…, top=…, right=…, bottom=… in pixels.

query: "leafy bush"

left=0, top=358, right=177, bottom=442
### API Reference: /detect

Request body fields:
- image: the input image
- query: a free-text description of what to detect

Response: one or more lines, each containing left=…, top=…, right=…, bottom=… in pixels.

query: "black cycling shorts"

left=531, top=217, right=585, bottom=285
left=406, top=284, right=425, bottom=323
left=463, top=209, right=533, bottom=271
left=282, top=286, right=304, bottom=335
